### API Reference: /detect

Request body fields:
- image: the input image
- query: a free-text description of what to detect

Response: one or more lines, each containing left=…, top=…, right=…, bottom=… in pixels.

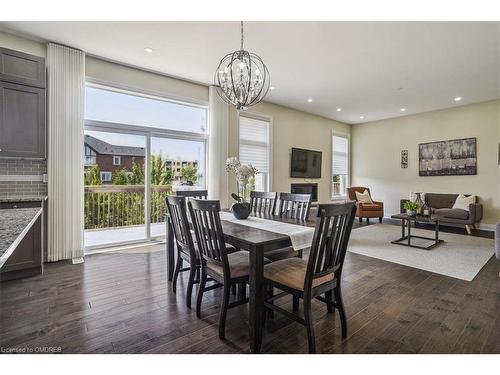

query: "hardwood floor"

left=0, top=224, right=498, bottom=354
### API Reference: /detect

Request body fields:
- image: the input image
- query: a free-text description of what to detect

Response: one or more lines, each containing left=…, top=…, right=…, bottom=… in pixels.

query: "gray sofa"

left=400, top=193, right=483, bottom=235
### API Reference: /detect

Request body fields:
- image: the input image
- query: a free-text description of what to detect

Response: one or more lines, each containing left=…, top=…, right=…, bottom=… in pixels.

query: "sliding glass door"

left=84, top=129, right=147, bottom=248
left=150, top=136, right=206, bottom=238
left=83, top=82, right=208, bottom=250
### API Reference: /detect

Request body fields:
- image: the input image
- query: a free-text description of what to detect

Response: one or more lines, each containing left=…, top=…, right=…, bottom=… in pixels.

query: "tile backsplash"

left=0, top=159, right=47, bottom=197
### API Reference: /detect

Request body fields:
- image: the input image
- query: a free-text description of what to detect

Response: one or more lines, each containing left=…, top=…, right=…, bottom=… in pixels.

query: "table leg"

left=435, top=221, right=439, bottom=244
left=166, top=216, right=175, bottom=281
left=401, top=219, right=405, bottom=237
left=249, top=245, right=265, bottom=353
left=407, top=219, right=411, bottom=246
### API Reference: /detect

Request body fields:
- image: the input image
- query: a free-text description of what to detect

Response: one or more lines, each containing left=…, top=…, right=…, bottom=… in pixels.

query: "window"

left=85, top=85, right=207, bottom=134
left=84, top=83, right=208, bottom=249
left=100, top=171, right=112, bottom=182
left=332, top=134, right=349, bottom=198
left=239, top=115, right=271, bottom=191
left=84, top=145, right=96, bottom=165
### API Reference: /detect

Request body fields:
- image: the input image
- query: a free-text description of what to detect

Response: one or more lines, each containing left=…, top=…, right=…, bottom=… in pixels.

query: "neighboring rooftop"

left=84, top=135, right=145, bottom=157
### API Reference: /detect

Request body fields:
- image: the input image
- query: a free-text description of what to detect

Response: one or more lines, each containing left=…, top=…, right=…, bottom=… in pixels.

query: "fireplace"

left=290, top=183, right=318, bottom=202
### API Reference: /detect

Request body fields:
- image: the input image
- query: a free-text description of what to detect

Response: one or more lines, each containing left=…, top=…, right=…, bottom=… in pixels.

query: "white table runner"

left=219, top=211, right=315, bottom=250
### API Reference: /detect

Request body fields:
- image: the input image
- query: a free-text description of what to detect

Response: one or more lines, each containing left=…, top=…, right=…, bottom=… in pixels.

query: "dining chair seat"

left=264, top=257, right=334, bottom=291
left=264, top=246, right=301, bottom=261
left=207, top=250, right=271, bottom=279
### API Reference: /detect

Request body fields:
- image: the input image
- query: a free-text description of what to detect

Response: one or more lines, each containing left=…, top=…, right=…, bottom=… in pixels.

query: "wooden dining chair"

left=175, top=189, right=208, bottom=199
left=264, top=192, right=313, bottom=263
left=278, top=192, right=312, bottom=221
left=187, top=198, right=271, bottom=339
left=250, top=191, right=277, bottom=215
left=165, top=195, right=200, bottom=309
left=263, top=202, right=356, bottom=353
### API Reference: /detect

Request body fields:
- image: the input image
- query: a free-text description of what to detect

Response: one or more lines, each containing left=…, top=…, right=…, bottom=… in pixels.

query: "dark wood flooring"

left=0, top=222, right=498, bottom=354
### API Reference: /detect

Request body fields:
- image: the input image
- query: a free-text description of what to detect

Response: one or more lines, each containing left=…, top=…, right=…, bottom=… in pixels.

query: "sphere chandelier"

left=214, top=21, right=271, bottom=110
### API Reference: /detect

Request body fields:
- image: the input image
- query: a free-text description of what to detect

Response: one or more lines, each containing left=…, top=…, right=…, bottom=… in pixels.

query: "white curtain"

left=208, top=86, right=229, bottom=208
left=46, top=43, right=85, bottom=262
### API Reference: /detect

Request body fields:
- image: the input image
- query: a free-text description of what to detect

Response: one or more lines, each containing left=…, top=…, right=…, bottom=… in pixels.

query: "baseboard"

left=382, top=215, right=495, bottom=232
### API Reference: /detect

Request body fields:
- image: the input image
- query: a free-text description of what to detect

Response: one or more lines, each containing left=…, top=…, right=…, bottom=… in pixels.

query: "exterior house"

left=84, top=135, right=199, bottom=183
left=84, top=135, right=145, bottom=183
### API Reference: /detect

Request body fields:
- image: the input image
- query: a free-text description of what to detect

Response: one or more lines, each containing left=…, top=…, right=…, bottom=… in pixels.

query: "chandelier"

left=214, top=21, right=270, bottom=110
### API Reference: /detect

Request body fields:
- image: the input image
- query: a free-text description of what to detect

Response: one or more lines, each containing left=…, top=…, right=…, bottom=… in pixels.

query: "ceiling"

left=1, top=21, right=499, bottom=124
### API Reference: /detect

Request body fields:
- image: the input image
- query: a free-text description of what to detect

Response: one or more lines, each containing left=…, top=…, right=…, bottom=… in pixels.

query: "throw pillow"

left=355, top=190, right=373, bottom=204
left=452, top=194, right=476, bottom=211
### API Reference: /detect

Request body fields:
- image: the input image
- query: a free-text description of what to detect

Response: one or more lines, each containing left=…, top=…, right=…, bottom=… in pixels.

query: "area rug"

left=348, top=224, right=494, bottom=281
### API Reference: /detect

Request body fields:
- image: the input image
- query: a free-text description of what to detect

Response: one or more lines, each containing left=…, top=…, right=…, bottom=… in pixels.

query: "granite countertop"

left=0, top=196, right=47, bottom=203
left=0, top=208, right=43, bottom=269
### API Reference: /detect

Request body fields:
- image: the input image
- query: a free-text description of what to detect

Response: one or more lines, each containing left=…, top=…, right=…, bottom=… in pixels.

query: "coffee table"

left=390, top=213, right=444, bottom=250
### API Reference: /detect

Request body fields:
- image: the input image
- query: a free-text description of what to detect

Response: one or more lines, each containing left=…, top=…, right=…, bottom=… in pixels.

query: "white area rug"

left=348, top=224, right=494, bottom=281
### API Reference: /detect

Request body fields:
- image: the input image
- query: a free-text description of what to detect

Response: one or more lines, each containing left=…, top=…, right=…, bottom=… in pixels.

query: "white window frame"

left=100, top=171, right=112, bottom=182
left=83, top=81, right=209, bottom=251
left=113, top=155, right=121, bottom=166
left=237, top=111, right=273, bottom=192
left=331, top=131, right=350, bottom=200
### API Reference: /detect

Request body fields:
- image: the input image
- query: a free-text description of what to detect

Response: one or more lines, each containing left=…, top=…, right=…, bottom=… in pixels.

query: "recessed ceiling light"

left=336, top=108, right=342, bottom=112
left=307, top=98, right=313, bottom=103
left=400, top=107, right=407, bottom=112
left=359, top=116, right=365, bottom=120
left=269, top=86, right=275, bottom=91
left=144, top=47, right=153, bottom=53
left=454, top=96, right=462, bottom=102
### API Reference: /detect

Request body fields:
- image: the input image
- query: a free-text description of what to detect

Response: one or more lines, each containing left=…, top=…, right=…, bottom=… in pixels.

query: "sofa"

left=400, top=193, right=482, bottom=235
left=347, top=186, right=384, bottom=223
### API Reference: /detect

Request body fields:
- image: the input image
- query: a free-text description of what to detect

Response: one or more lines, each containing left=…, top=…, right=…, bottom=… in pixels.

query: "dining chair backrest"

left=165, top=195, right=196, bottom=258
left=187, top=198, right=230, bottom=275
left=305, top=202, right=356, bottom=291
left=250, top=191, right=278, bottom=215
left=175, top=189, right=208, bottom=199
left=278, top=192, right=312, bottom=221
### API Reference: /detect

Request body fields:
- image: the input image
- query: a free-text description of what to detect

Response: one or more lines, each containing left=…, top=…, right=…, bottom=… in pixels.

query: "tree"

left=150, top=154, right=173, bottom=185
left=181, top=165, right=198, bottom=185
left=113, top=168, right=130, bottom=185
left=84, top=165, right=102, bottom=186
left=129, top=158, right=144, bottom=185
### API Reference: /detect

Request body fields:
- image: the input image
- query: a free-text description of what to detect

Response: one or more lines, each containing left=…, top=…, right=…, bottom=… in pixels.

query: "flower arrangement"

left=225, top=157, right=258, bottom=203
left=403, top=200, right=420, bottom=216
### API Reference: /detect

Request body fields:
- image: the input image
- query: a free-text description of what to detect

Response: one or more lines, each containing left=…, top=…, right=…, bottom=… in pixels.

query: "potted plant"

left=403, top=201, right=420, bottom=217
left=225, top=157, right=258, bottom=219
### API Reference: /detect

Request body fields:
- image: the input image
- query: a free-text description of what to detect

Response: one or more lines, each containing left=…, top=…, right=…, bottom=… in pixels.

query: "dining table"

left=165, top=210, right=316, bottom=353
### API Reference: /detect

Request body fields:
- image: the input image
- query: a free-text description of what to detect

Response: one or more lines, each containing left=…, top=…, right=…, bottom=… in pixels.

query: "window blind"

left=332, top=135, right=348, bottom=175
left=239, top=116, right=270, bottom=191
left=239, top=116, right=269, bottom=173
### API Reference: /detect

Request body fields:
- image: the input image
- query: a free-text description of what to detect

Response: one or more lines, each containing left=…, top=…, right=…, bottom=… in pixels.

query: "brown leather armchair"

left=347, top=186, right=384, bottom=223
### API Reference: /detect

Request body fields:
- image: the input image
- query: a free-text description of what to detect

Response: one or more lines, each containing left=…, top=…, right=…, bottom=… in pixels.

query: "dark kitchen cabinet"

left=0, top=81, right=46, bottom=158
left=0, top=47, right=46, bottom=159
left=0, top=47, right=46, bottom=88
left=1, top=211, right=43, bottom=281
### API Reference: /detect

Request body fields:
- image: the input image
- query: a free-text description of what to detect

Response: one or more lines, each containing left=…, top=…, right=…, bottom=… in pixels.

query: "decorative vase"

left=406, top=209, right=416, bottom=217
left=231, top=202, right=251, bottom=219
left=414, top=192, right=424, bottom=215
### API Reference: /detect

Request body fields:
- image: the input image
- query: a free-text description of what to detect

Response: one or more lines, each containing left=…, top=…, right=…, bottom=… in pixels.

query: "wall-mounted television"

left=290, top=148, right=322, bottom=178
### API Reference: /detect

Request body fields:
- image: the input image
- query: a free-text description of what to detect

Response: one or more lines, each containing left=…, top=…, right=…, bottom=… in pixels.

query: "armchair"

left=346, top=186, right=384, bottom=223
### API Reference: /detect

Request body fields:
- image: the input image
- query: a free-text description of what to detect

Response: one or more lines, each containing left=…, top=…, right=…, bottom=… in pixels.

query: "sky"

left=84, top=86, right=206, bottom=162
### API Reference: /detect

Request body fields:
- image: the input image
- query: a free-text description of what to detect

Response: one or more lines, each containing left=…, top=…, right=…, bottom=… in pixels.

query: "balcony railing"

left=84, top=184, right=172, bottom=230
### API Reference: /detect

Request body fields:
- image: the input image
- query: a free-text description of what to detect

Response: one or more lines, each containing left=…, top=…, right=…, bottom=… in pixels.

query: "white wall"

left=0, top=31, right=46, bottom=57
left=228, top=101, right=351, bottom=203
left=352, top=100, right=500, bottom=226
